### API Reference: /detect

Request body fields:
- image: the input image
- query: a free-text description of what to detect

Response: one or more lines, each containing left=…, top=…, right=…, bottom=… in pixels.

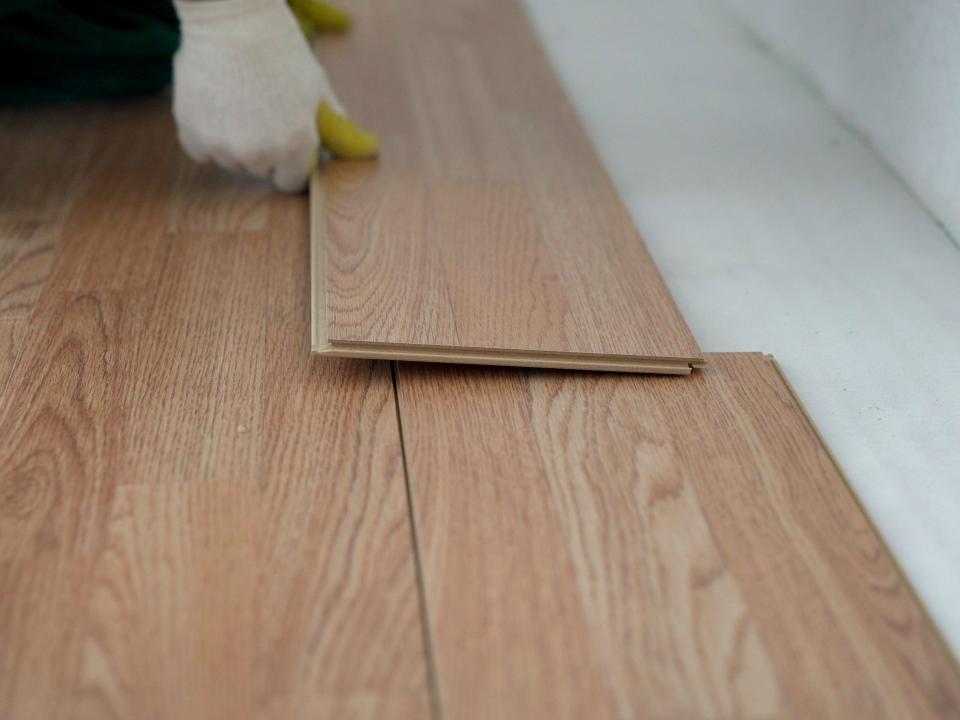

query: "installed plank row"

left=0, top=99, right=431, bottom=719
left=395, top=353, right=960, bottom=719
left=311, top=0, right=703, bottom=374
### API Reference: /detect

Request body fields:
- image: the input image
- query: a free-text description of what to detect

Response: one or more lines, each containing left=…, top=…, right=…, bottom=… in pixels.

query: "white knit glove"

left=172, top=0, right=343, bottom=192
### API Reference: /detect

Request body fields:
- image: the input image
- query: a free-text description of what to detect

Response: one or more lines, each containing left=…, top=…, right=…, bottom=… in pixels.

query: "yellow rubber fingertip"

left=316, top=102, right=380, bottom=159
left=291, top=5, right=316, bottom=37
left=303, top=0, right=351, bottom=32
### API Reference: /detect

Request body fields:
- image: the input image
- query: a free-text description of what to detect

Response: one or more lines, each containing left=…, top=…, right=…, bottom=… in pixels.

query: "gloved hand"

left=172, top=0, right=377, bottom=193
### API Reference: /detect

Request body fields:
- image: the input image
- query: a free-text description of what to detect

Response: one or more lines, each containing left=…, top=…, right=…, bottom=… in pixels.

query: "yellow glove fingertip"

left=316, top=102, right=380, bottom=159
left=303, top=0, right=352, bottom=32
left=291, top=5, right=316, bottom=37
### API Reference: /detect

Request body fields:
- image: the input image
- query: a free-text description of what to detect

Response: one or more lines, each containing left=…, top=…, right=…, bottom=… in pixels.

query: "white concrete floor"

left=523, top=0, right=960, bottom=655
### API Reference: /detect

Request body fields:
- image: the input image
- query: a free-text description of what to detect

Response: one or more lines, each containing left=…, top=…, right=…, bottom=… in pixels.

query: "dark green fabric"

left=0, top=0, right=180, bottom=105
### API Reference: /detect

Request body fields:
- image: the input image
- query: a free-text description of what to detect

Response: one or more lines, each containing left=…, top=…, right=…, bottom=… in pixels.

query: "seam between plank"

left=390, top=360, right=446, bottom=719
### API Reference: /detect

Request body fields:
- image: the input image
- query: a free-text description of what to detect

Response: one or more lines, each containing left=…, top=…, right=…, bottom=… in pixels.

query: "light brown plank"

left=0, top=317, right=24, bottom=368
left=0, top=318, right=27, bottom=410
left=0, top=100, right=106, bottom=431
left=313, top=0, right=702, bottom=369
left=396, top=353, right=960, bottom=719
left=0, top=103, right=102, bottom=225
left=42, top=98, right=181, bottom=293
left=166, top=159, right=272, bottom=233
left=0, top=99, right=431, bottom=719
left=0, top=221, right=59, bottom=319
left=0, top=102, right=103, bottom=320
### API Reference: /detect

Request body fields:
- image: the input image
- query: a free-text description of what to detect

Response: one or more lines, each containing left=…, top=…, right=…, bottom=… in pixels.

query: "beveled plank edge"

left=764, top=354, right=960, bottom=670
left=310, top=171, right=325, bottom=354
left=309, top=172, right=703, bottom=374
left=317, top=342, right=694, bottom=375
left=334, top=338, right=704, bottom=368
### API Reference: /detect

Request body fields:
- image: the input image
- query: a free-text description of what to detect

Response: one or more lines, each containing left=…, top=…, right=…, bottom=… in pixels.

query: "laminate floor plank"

left=395, top=354, right=960, bottom=719
left=0, top=103, right=102, bottom=225
left=166, top=161, right=273, bottom=234
left=0, top=102, right=103, bottom=320
left=0, top=99, right=431, bottom=720
left=0, top=319, right=26, bottom=403
left=43, top=99, right=180, bottom=294
left=312, top=0, right=703, bottom=372
left=0, top=220, right=60, bottom=319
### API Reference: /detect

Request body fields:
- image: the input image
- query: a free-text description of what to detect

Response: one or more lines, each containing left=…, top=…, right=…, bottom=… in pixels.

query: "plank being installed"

left=311, top=0, right=703, bottom=374
left=395, top=354, right=960, bottom=719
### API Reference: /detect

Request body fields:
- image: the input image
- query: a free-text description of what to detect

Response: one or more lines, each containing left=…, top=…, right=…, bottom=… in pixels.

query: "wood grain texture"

left=313, top=0, right=703, bottom=368
left=0, top=97, right=430, bottom=719
left=311, top=174, right=698, bottom=374
left=0, top=221, right=59, bottom=319
left=0, top=103, right=103, bottom=320
left=395, top=353, right=960, bottom=719
left=0, top=319, right=26, bottom=404
left=0, top=103, right=102, bottom=225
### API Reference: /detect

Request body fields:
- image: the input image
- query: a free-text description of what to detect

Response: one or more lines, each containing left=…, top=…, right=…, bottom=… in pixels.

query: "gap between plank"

left=391, top=360, right=446, bottom=720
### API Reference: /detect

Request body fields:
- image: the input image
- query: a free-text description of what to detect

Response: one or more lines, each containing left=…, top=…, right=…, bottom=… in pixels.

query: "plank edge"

left=764, top=353, right=960, bottom=671
left=310, top=171, right=325, bottom=355
left=318, top=342, right=695, bottom=375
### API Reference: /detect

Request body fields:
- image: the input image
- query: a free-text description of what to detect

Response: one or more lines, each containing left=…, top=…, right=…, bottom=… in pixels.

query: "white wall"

left=724, top=0, right=960, bottom=240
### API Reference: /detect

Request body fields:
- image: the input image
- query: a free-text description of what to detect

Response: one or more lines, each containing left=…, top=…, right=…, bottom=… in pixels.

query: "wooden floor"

left=2, top=52, right=960, bottom=720
left=397, top=355, right=960, bottom=719
left=312, top=0, right=703, bottom=372
left=0, top=99, right=430, bottom=719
